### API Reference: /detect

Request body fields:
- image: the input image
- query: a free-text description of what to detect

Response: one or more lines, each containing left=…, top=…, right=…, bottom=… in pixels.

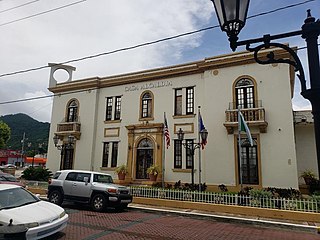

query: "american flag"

left=164, top=113, right=170, bottom=149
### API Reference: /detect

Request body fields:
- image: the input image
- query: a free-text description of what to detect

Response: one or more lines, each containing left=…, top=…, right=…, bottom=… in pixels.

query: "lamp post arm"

left=233, top=29, right=306, bottom=92
left=245, top=42, right=306, bottom=92
left=236, top=30, right=302, bottom=48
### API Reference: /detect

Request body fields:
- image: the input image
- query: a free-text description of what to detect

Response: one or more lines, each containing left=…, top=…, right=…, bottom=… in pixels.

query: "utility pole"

left=20, top=132, right=26, bottom=167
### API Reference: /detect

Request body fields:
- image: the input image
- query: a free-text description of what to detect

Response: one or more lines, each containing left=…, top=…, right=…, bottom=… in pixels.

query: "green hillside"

left=0, top=113, right=50, bottom=152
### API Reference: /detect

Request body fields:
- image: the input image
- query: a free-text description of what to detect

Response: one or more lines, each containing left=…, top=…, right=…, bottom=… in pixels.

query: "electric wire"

left=0, top=0, right=318, bottom=106
left=0, top=0, right=40, bottom=14
left=0, top=43, right=318, bottom=106
left=0, top=0, right=315, bottom=79
left=246, top=0, right=316, bottom=20
left=0, top=0, right=86, bottom=27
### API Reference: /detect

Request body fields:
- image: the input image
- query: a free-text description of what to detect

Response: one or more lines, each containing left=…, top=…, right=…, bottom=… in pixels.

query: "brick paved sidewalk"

left=56, top=204, right=320, bottom=240
left=128, top=203, right=320, bottom=234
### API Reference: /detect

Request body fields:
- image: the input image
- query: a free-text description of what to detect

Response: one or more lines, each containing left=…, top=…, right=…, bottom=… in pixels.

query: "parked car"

left=0, top=184, right=68, bottom=239
left=0, top=164, right=17, bottom=169
left=0, top=172, right=25, bottom=187
left=48, top=170, right=132, bottom=212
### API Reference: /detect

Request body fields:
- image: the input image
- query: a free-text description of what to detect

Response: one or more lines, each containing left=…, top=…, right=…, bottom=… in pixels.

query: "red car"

left=0, top=171, right=25, bottom=187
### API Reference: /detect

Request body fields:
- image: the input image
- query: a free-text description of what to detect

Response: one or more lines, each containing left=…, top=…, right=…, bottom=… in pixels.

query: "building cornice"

left=48, top=47, right=296, bottom=94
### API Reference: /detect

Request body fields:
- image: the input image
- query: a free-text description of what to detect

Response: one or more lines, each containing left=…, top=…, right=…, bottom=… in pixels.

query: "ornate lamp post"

left=53, top=135, right=75, bottom=170
left=177, top=128, right=208, bottom=187
left=210, top=0, right=320, bottom=177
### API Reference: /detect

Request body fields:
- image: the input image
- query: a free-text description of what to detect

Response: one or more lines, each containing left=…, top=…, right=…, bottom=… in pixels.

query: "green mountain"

left=0, top=113, right=50, bottom=152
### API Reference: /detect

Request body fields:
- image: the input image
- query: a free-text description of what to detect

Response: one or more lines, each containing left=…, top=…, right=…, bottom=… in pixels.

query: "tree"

left=0, top=121, right=11, bottom=149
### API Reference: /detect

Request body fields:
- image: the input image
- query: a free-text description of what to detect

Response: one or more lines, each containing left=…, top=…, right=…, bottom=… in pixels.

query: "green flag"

left=238, top=110, right=253, bottom=146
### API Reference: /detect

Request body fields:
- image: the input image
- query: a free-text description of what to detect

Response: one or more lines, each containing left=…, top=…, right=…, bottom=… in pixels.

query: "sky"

left=0, top=0, right=319, bottom=123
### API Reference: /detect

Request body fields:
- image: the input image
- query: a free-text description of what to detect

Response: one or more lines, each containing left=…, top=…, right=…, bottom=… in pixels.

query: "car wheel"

left=48, top=190, right=63, bottom=206
left=91, top=194, right=106, bottom=212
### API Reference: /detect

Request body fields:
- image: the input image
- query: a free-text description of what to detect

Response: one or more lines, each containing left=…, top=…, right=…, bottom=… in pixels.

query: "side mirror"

left=83, top=177, right=89, bottom=185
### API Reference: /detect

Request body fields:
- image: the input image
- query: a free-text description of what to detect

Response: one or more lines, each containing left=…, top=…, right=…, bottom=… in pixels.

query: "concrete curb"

left=129, top=204, right=319, bottom=234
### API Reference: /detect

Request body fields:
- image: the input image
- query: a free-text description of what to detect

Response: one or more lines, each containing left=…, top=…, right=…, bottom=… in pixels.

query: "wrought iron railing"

left=225, top=108, right=266, bottom=123
left=228, top=101, right=263, bottom=110
left=24, top=182, right=319, bottom=213
left=130, top=186, right=320, bottom=213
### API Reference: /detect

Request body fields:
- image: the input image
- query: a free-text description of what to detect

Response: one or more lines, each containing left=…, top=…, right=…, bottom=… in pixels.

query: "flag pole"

left=198, top=106, right=202, bottom=192
left=238, top=107, right=243, bottom=191
left=162, top=112, right=166, bottom=188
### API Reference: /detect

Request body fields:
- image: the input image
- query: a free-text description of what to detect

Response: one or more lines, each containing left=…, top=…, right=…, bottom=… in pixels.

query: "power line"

left=0, top=0, right=86, bottom=27
left=0, top=43, right=318, bottom=106
left=0, top=0, right=40, bottom=14
left=0, top=0, right=315, bottom=79
left=246, top=0, right=316, bottom=20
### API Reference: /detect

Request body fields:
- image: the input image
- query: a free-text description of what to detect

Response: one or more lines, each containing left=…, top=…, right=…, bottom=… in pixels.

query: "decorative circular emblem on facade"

left=212, top=69, right=219, bottom=76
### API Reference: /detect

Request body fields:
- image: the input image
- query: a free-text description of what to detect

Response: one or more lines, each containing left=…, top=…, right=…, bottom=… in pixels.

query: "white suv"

left=47, top=170, right=132, bottom=212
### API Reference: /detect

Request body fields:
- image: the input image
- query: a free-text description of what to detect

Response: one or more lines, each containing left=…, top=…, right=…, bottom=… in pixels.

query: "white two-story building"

left=46, top=47, right=317, bottom=191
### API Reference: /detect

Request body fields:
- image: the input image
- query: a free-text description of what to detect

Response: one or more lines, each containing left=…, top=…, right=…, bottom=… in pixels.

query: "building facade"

left=47, top=48, right=308, bottom=191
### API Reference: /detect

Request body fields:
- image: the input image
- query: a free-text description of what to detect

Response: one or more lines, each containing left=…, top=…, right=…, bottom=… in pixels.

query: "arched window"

left=235, top=78, right=255, bottom=109
left=140, top=91, right=153, bottom=119
left=138, top=138, right=154, bottom=149
left=67, top=99, right=78, bottom=122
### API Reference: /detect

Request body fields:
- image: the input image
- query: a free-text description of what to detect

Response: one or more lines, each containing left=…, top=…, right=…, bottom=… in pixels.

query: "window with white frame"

left=173, top=139, right=194, bottom=169
left=67, top=99, right=79, bottom=122
left=105, top=96, right=122, bottom=121
left=102, top=142, right=119, bottom=168
left=235, top=78, right=255, bottom=109
left=140, top=91, right=153, bottom=119
left=174, top=87, right=195, bottom=116
left=174, top=140, right=182, bottom=168
left=186, top=87, right=194, bottom=115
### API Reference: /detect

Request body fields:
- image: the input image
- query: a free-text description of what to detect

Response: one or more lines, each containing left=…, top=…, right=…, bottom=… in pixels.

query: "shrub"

left=218, top=184, right=228, bottom=192
left=309, top=179, right=320, bottom=195
left=21, top=167, right=52, bottom=181
left=238, top=186, right=252, bottom=196
left=265, top=187, right=301, bottom=199
left=249, top=189, right=273, bottom=199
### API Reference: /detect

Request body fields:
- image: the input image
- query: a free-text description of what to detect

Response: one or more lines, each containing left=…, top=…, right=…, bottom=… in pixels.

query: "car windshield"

left=0, top=174, right=18, bottom=182
left=93, top=174, right=113, bottom=184
left=0, top=187, right=39, bottom=210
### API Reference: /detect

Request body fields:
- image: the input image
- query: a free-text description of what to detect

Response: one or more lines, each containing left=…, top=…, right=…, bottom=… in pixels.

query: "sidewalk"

left=128, top=203, right=320, bottom=234
left=35, top=190, right=320, bottom=234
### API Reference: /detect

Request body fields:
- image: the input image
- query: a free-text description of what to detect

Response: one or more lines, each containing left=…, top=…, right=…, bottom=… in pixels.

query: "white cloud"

left=0, top=0, right=318, bottom=123
left=0, top=0, right=212, bottom=122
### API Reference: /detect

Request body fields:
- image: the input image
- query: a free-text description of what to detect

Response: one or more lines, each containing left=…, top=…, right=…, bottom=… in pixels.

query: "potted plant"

left=114, top=164, right=127, bottom=180
left=300, top=169, right=317, bottom=185
left=147, top=165, right=161, bottom=181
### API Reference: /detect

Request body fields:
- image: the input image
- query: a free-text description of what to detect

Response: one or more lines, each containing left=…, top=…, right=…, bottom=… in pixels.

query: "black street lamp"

left=177, top=128, right=208, bottom=187
left=53, top=135, right=75, bottom=170
left=210, top=0, right=320, bottom=177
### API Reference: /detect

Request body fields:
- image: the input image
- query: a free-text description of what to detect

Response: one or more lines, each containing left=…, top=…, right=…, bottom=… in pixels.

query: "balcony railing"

left=224, top=102, right=268, bottom=134
left=57, top=122, right=81, bottom=132
left=56, top=118, right=81, bottom=139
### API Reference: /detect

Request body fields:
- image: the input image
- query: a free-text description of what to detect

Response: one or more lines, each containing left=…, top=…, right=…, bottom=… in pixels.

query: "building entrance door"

left=136, top=139, right=153, bottom=179
left=61, top=148, right=74, bottom=170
